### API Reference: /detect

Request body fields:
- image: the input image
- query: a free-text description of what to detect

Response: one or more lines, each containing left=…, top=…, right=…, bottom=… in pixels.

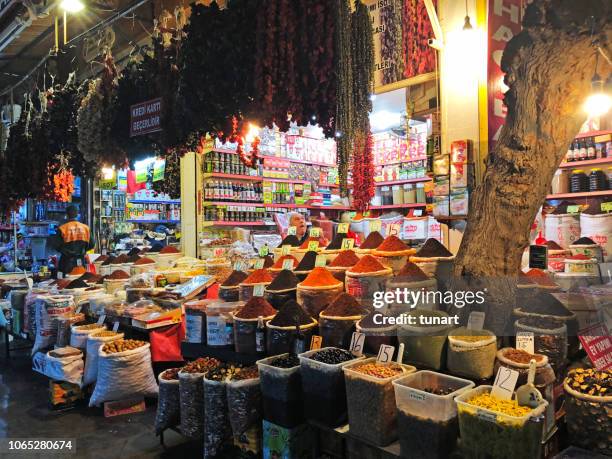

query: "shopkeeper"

left=289, top=212, right=329, bottom=246
left=50, top=206, right=95, bottom=276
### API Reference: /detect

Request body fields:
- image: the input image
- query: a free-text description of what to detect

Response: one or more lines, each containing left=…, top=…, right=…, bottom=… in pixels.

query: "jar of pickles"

left=570, top=170, right=588, bottom=193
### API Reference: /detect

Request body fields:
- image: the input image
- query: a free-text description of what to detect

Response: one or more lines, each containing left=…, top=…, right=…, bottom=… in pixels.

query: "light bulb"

left=245, top=123, right=260, bottom=143
left=60, top=0, right=85, bottom=12
left=584, top=93, right=612, bottom=117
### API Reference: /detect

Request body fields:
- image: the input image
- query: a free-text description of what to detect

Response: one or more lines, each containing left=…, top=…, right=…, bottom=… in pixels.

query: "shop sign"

left=579, top=323, right=612, bottom=371
left=130, top=98, right=162, bottom=137
left=488, top=0, right=526, bottom=149
left=99, top=177, right=115, bottom=190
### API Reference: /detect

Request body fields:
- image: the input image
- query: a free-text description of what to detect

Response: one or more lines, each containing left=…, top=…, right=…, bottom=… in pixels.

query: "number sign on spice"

left=281, top=245, right=291, bottom=256
left=308, top=240, right=320, bottom=251
left=287, top=226, right=297, bottom=235
left=259, top=246, right=269, bottom=257
left=315, top=255, right=326, bottom=267
left=282, top=259, right=294, bottom=270
left=350, top=332, right=365, bottom=357
left=254, top=259, right=265, bottom=270
left=490, top=366, right=519, bottom=400
left=233, top=261, right=244, bottom=271
left=602, top=202, right=612, bottom=212
left=342, top=238, right=355, bottom=250
left=309, top=228, right=321, bottom=238
left=370, top=220, right=382, bottom=232
left=467, top=311, right=485, bottom=331
left=376, top=344, right=395, bottom=364
left=310, top=335, right=323, bottom=350
left=516, top=332, right=535, bottom=354
left=253, top=284, right=265, bottom=297
left=387, top=223, right=401, bottom=237
left=337, top=223, right=349, bottom=234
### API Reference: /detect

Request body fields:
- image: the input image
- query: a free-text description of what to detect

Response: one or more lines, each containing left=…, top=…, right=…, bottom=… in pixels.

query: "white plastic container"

left=257, top=354, right=303, bottom=428
left=205, top=300, right=243, bottom=347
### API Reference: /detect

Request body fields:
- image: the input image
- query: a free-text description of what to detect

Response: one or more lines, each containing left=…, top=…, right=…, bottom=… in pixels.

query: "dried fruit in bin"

left=181, top=357, right=220, bottom=374
left=102, top=339, right=147, bottom=354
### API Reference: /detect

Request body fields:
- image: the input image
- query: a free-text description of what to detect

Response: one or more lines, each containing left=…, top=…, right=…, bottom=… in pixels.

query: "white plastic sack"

left=83, top=332, right=124, bottom=386
left=545, top=214, right=580, bottom=249
left=89, top=343, right=158, bottom=407
left=32, top=295, right=74, bottom=354
left=70, top=324, right=105, bottom=349
left=32, top=350, right=84, bottom=386
left=580, top=213, right=612, bottom=261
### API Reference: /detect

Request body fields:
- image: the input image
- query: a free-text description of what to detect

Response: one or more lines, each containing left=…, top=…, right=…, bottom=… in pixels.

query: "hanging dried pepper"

left=380, top=0, right=404, bottom=85
left=403, top=0, right=437, bottom=79
left=41, top=160, right=75, bottom=203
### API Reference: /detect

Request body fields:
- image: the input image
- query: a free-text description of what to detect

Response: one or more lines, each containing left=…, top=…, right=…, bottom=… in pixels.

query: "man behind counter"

left=50, top=205, right=95, bottom=276
left=288, top=212, right=329, bottom=246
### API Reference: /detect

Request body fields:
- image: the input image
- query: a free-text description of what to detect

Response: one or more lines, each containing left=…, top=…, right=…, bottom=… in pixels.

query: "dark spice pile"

left=234, top=296, right=276, bottom=319
left=66, top=278, right=89, bottom=289
left=114, top=254, right=129, bottom=264
left=423, top=386, right=455, bottom=395
left=101, top=256, right=116, bottom=266
left=149, top=243, right=164, bottom=253
left=322, top=293, right=366, bottom=317
left=416, top=238, right=453, bottom=257
left=572, top=236, right=596, bottom=245
left=242, top=269, right=273, bottom=284
left=523, top=293, right=573, bottom=317
left=231, top=366, right=259, bottom=380
left=222, top=270, right=248, bottom=287
left=269, top=354, right=300, bottom=368
left=546, top=240, right=563, bottom=250
left=310, top=348, right=353, bottom=364
left=295, top=251, right=317, bottom=271
left=107, top=270, right=130, bottom=280
left=127, top=254, right=141, bottom=263
left=78, top=272, right=102, bottom=283
left=277, top=235, right=301, bottom=247
left=398, top=411, right=458, bottom=459
left=396, top=262, right=429, bottom=281
left=360, top=231, right=384, bottom=249
left=518, top=316, right=565, bottom=330
left=127, top=247, right=141, bottom=256
left=582, top=202, right=607, bottom=215
left=269, top=300, right=312, bottom=327
left=325, top=233, right=346, bottom=250
left=267, top=269, right=299, bottom=291
left=329, top=250, right=360, bottom=267
left=359, top=310, right=391, bottom=329
left=162, top=368, right=181, bottom=380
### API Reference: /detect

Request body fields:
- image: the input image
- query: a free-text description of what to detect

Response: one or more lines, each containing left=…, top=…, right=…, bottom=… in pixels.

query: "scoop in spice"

left=359, top=231, right=384, bottom=249
left=329, top=250, right=360, bottom=267
left=416, top=238, right=453, bottom=258
left=396, top=262, right=429, bottom=281
left=322, top=293, right=367, bottom=317
left=269, top=300, right=313, bottom=326
left=300, top=267, right=341, bottom=287
left=349, top=255, right=386, bottom=273
left=295, top=251, right=317, bottom=271
left=272, top=255, right=299, bottom=269
left=277, top=235, right=301, bottom=247
left=267, top=269, right=299, bottom=291
left=242, top=268, right=273, bottom=284
left=222, top=270, right=249, bottom=287
left=234, top=296, right=276, bottom=319
left=376, top=235, right=409, bottom=252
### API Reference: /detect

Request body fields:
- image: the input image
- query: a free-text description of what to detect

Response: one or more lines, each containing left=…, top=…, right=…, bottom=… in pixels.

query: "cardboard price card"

left=282, top=259, right=294, bottom=270
left=349, top=332, right=365, bottom=356
left=337, top=223, right=349, bottom=234
left=233, top=261, right=245, bottom=271
left=307, top=240, right=320, bottom=251
left=315, top=255, right=326, bottom=267
left=516, top=332, right=535, bottom=354
left=376, top=344, right=395, bottom=363
left=310, top=335, right=323, bottom=351
left=387, top=223, right=401, bottom=237
left=490, top=366, right=519, bottom=400
left=254, top=259, right=265, bottom=270
left=309, top=228, right=321, bottom=238
left=287, top=226, right=297, bottom=235
left=253, top=284, right=265, bottom=297
left=467, top=311, right=485, bottom=331
left=341, top=238, right=355, bottom=250
left=281, top=245, right=291, bottom=256
left=370, top=220, right=382, bottom=233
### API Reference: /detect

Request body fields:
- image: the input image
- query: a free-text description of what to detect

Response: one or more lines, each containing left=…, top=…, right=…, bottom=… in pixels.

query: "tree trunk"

left=452, top=0, right=611, bottom=331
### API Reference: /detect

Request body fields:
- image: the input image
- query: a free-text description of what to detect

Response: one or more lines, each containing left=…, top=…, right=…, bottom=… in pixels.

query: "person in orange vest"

left=50, top=205, right=95, bottom=276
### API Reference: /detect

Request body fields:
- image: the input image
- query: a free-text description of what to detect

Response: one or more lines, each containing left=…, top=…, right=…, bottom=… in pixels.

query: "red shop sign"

left=578, top=323, right=612, bottom=371
left=130, top=98, right=162, bottom=137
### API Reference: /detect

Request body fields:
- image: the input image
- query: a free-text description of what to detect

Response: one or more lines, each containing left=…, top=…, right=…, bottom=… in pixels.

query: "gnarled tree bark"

left=452, top=0, right=611, bottom=331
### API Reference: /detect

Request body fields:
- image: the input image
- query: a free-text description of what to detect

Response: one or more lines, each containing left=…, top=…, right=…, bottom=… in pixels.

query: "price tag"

left=490, top=366, right=520, bottom=400
left=413, top=209, right=423, bottom=217
left=112, top=321, right=120, bottom=332
left=602, top=202, right=612, bottom=213
left=282, top=259, right=294, bottom=270
left=259, top=246, right=269, bottom=257
left=281, top=245, right=291, bottom=256
left=287, top=226, right=297, bottom=235
left=467, top=311, right=485, bottom=331
left=387, top=223, right=401, bottom=237
left=349, top=332, right=365, bottom=357
left=315, top=255, right=326, bottom=267
left=370, top=220, right=382, bottom=232
left=310, top=335, right=323, bottom=350
left=254, top=259, right=265, bottom=270
left=566, top=205, right=580, bottom=214
left=233, top=261, right=244, bottom=271
left=337, top=223, right=349, bottom=234
left=516, top=331, right=535, bottom=354
left=76, top=259, right=83, bottom=266
left=253, top=284, right=265, bottom=297
left=213, top=247, right=224, bottom=257
left=97, top=314, right=106, bottom=325
left=376, top=344, right=395, bottom=363
left=341, top=238, right=355, bottom=250
left=309, top=228, right=321, bottom=238
left=307, top=240, right=319, bottom=251
left=57, top=272, right=63, bottom=279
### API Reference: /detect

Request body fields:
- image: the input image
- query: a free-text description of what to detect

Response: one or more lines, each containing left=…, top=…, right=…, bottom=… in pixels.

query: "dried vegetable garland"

left=380, top=0, right=404, bottom=85
left=402, top=0, right=437, bottom=79
left=41, top=160, right=75, bottom=203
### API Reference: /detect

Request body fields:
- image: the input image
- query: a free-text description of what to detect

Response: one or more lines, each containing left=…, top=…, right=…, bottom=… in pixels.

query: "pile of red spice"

left=299, top=237, right=322, bottom=249
left=524, top=269, right=556, bottom=286
left=517, top=271, right=536, bottom=285
left=300, top=267, right=341, bottom=287
left=349, top=255, right=386, bottom=274
left=160, top=245, right=180, bottom=254
left=359, top=231, right=384, bottom=249
left=321, top=293, right=367, bottom=317
left=242, top=268, right=273, bottom=284
left=545, top=240, right=563, bottom=251
left=78, top=272, right=102, bottom=283
left=101, top=256, right=116, bottom=266
left=222, top=270, right=249, bottom=287
left=234, top=296, right=276, bottom=319
left=376, top=235, right=409, bottom=253
left=107, top=270, right=130, bottom=280
left=415, top=238, right=453, bottom=257
left=127, top=254, right=141, bottom=263
left=397, top=262, right=429, bottom=281
left=272, top=255, right=299, bottom=269
left=69, top=266, right=87, bottom=276
left=134, top=257, right=156, bottom=266
left=96, top=255, right=109, bottom=263
left=565, top=254, right=592, bottom=260
left=329, top=250, right=360, bottom=267
left=113, top=254, right=129, bottom=264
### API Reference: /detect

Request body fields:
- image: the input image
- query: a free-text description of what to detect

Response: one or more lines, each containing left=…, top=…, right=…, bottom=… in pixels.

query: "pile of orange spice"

left=329, top=250, right=360, bottom=267
left=525, top=268, right=556, bottom=286
left=349, top=255, right=386, bottom=273
left=376, top=235, right=409, bottom=252
left=300, top=267, right=341, bottom=287
left=272, top=255, right=299, bottom=269
left=69, top=266, right=87, bottom=276
left=242, top=268, right=273, bottom=284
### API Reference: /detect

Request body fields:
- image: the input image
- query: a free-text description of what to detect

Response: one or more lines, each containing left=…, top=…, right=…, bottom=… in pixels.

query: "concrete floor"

left=0, top=339, right=201, bottom=459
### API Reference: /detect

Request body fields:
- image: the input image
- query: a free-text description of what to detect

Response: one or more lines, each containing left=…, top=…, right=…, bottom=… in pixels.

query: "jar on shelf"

left=569, top=170, right=588, bottom=193
left=392, top=186, right=404, bottom=205
left=589, top=168, right=607, bottom=191
left=551, top=170, right=569, bottom=194
left=415, top=183, right=426, bottom=203
left=403, top=184, right=416, bottom=204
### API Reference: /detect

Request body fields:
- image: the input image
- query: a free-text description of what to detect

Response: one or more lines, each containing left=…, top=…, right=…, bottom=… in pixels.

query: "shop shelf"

left=559, top=157, right=612, bottom=168
left=211, top=149, right=335, bottom=168
left=370, top=203, right=427, bottom=209
left=374, top=177, right=432, bottom=186
left=202, top=201, right=351, bottom=210
left=373, top=156, right=428, bottom=167
left=126, top=219, right=180, bottom=224
left=203, top=201, right=266, bottom=206
left=546, top=190, right=612, bottom=199
left=129, top=199, right=181, bottom=205
left=202, top=221, right=270, bottom=227
left=436, top=215, right=468, bottom=221
left=203, top=172, right=310, bottom=184
left=574, top=129, right=612, bottom=139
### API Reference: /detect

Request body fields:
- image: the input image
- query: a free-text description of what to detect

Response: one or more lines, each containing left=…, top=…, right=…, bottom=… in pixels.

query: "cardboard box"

left=263, top=420, right=315, bottom=459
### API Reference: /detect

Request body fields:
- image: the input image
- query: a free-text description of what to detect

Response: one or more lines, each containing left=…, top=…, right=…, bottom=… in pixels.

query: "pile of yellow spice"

left=467, top=393, right=532, bottom=417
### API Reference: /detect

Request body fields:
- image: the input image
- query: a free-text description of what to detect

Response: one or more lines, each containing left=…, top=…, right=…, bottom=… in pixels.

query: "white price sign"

left=467, top=311, right=485, bottom=331
left=349, top=332, right=365, bottom=357
left=376, top=344, right=395, bottom=364
left=282, top=259, right=294, bottom=270
left=315, top=255, right=326, bottom=267
left=281, top=245, right=291, bottom=256
left=516, top=332, right=535, bottom=354
left=370, top=220, right=382, bottom=233
left=490, top=366, right=519, bottom=400
left=254, top=259, right=265, bottom=270
left=309, top=228, right=321, bottom=238
left=253, top=284, right=265, bottom=297
left=387, top=223, right=401, bottom=237
left=233, top=261, right=245, bottom=271
left=287, top=226, right=297, bottom=235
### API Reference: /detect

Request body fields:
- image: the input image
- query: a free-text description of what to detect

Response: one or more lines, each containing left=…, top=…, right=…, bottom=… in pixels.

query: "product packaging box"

left=263, top=420, right=315, bottom=459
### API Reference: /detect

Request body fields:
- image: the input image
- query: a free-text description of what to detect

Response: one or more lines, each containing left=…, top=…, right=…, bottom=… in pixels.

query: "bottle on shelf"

left=578, top=139, right=588, bottom=161
left=587, top=137, right=596, bottom=160
left=565, top=141, right=575, bottom=162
